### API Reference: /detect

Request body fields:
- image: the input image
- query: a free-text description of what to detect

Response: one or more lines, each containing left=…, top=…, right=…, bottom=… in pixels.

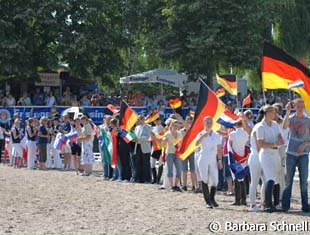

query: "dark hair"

left=255, top=107, right=265, bottom=123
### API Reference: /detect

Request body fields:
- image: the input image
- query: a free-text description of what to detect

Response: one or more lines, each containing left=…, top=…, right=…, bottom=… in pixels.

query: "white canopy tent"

left=120, top=69, right=188, bottom=88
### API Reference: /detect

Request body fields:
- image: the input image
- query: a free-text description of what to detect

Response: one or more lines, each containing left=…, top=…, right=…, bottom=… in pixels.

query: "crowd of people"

left=0, top=98, right=309, bottom=213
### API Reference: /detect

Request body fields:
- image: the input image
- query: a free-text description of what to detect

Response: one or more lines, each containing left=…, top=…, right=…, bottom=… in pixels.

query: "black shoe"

left=232, top=181, right=241, bottom=206
left=151, top=168, right=157, bottom=184
left=157, top=165, right=163, bottom=184
left=182, top=185, right=188, bottom=191
left=302, top=205, right=310, bottom=213
left=210, top=186, right=219, bottom=207
left=264, top=206, right=276, bottom=213
left=239, top=181, right=247, bottom=206
left=202, top=182, right=213, bottom=208
left=173, top=186, right=182, bottom=192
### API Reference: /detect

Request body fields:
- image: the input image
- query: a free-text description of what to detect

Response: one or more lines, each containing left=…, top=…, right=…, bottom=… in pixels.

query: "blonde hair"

left=40, top=116, right=48, bottom=124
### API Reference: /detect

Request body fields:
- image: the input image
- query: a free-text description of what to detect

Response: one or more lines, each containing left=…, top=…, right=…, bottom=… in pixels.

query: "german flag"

left=145, top=110, right=160, bottom=124
left=168, top=97, right=182, bottom=109
left=176, top=82, right=225, bottom=160
left=262, top=42, right=310, bottom=113
left=215, top=88, right=226, bottom=98
left=119, top=101, right=139, bottom=131
left=216, top=74, right=237, bottom=96
left=242, top=94, right=252, bottom=107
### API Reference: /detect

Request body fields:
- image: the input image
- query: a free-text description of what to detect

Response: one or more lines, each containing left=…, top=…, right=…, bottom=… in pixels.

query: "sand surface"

left=0, top=164, right=309, bottom=235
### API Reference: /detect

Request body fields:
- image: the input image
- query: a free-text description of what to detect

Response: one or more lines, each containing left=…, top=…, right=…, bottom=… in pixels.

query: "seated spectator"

left=46, top=91, right=56, bottom=106
left=33, top=88, right=45, bottom=105
left=6, top=93, right=16, bottom=106
left=17, top=93, right=32, bottom=106
left=80, top=95, right=90, bottom=106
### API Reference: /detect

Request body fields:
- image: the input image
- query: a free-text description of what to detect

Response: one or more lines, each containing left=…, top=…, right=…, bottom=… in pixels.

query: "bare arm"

left=282, top=103, right=291, bottom=129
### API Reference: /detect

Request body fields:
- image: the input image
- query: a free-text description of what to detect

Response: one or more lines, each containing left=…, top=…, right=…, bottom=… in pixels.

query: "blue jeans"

left=112, top=157, right=122, bottom=181
left=282, top=154, right=309, bottom=211
left=166, top=153, right=182, bottom=178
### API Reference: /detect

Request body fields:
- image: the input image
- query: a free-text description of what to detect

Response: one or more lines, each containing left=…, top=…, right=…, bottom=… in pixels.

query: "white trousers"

left=194, top=151, right=201, bottom=182
left=26, top=141, right=36, bottom=169
left=259, top=149, right=281, bottom=184
left=197, top=152, right=218, bottom=187
left=248, top=152, right=265, bottom=205
left=51, top=144, right=62, bottom=169
left=46, top=143, right=53, bottom=168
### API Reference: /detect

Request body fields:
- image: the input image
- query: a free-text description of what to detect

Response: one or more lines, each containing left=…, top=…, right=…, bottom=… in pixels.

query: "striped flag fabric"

left=262, top=42, right=310, bottom=113
left=288, top=80, right=304, bottom=89
left=53, top=133, right=65, bottom=150
left=216, top=74, right=237, bottom=96
left=228, top=139, right=249, bottom=180
left=119, top=101, right=139, bottom=131
left=215, top=88, right=225, bottom=98
left=176, top=82, right=225, bottom=160
left=168, top=97, right=183, bottom=109
left=119, top=129, right=136, bottom=143
left=217, top=109, right=240, bottom=127
left=107, top=104, right=120, bottom=114
left=145, top=110, right=160, bottom=124
left=242, top=94, right=252, bottom=107
left=189, top=110, right=195, bottom=118
left=99, top=129, right=112, bottom=165
left=65, top=131, right=78, bottom=143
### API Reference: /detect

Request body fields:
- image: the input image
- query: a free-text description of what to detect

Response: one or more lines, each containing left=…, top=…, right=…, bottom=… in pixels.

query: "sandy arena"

left=0, top=165, right=309, bottom=235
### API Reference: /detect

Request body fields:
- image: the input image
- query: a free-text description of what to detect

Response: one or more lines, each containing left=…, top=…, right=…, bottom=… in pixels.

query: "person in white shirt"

left=257, top=105, right=284, bottom=213
left=248, top=109, right=266, bottom=211
left=25, top=118, right=37, bottom=169
left=228, top=114, right=251, bottom=206
left=78, top=116, right=94, bottom=176
left=196, top=116, right=222, bottom=208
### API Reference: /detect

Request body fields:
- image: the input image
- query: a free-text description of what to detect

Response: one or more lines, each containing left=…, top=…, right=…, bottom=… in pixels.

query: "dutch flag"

left=288, top=80, right=304, bottom=89
left=217, top=109, right=240, bottom=128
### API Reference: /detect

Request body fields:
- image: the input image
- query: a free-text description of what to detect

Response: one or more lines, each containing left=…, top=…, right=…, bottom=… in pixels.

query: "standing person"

left=228, top=115, right=251, bottom=206
left=60, top=114, right=72, bottom=170
left=160, top=119, right=183, bottom=191
left=37, top=117, right=49, bottom=170
left=99, top=115, right=113, bottom=179
left=257, top=105, right=284, bottom=213
left=282, top=99, right=310, bottom=212
left=51, top=118, right=62, bottom=169
left=11, top=119, right=23, bottom=168
left=0, top=124, right=5, bottom=163
left=71, top=117, right=82, bottom=175
left=248, top=109, right=265, bottom=212
left=150, top=118, right=164, bottom=184
left=134, top=115, right=152, bottom=183
left=78, top=115, right=94, bottom=176
left=181, top=116, right=198, bottom=191
left=196, top=116, right=222, bottom=208
left=46, top=119, right=54, bottom=169
left=25, top=118, right=37, bottom=170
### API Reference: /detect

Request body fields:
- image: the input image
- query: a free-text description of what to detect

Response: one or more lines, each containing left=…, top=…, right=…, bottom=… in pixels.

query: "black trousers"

left=119, top=141, right=132, bottom=181
left=0, top=139, right=4, bottom=163
left=135, top=144, right=151, bottom=183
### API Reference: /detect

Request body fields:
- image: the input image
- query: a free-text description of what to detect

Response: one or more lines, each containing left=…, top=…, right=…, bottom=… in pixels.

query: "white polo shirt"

left=250, top=123, right=260, bottom=155
left=197, top=130, right=222, bottom=157
left=256, top=120, right=281, bottom=145
left=229, top=128, right=249, bottom=156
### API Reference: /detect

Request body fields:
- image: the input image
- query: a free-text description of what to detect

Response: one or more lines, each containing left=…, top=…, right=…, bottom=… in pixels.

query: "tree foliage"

left=0, top=0, right=309, bottom=90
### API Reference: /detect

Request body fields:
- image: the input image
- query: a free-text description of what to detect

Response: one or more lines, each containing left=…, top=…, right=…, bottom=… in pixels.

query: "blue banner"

left=0, top=106, right=176, bottom=125
left=0, top=106, right=261, bottom=126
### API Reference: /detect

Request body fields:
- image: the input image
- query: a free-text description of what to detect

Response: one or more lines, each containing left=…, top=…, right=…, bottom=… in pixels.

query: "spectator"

left=18, top=93, right=32, bottom=106
left=33, top=88, right=45, bottom=105
left=46, top=91, right=56, bottom=106
left=6, top=93, right=16, bottom=106
left=80, top=95, right=90, bottom=106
